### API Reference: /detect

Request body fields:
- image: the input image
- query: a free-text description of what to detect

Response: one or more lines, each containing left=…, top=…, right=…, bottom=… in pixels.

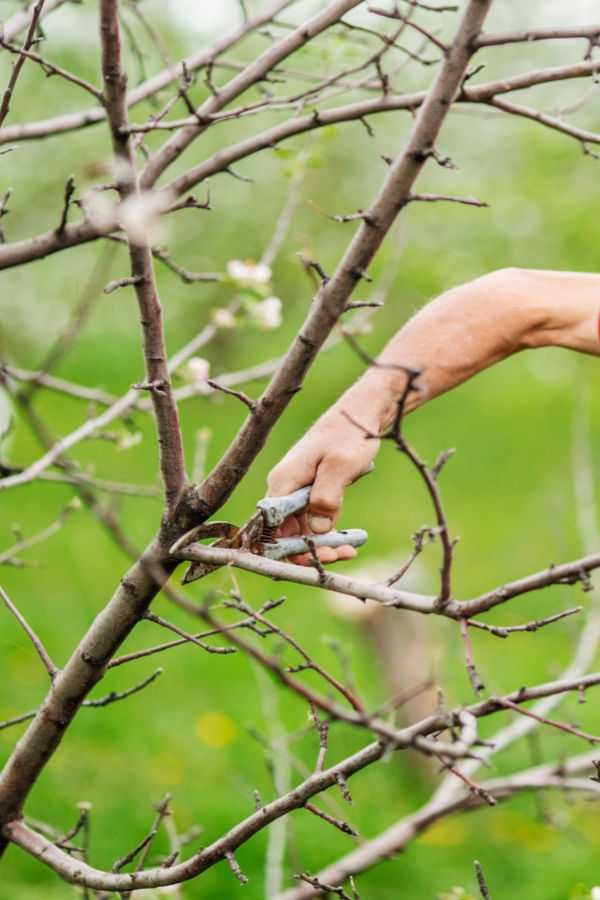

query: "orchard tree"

left=1, top=1, right=600, bottom=896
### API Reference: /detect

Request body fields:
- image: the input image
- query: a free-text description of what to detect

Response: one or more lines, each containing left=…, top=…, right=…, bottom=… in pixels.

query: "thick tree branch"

left=100, top=0, right=187, bottom=514
left=174, top=542, right=600, bottom=618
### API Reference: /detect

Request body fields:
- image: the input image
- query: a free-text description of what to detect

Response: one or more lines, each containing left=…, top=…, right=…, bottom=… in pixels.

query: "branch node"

left=103, top=275, right=144, bottom=294
left=132, top=378, right=168, bottom=395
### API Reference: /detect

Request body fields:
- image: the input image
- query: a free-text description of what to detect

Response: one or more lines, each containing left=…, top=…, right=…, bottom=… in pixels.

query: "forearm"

left=332, top=268, right=600, bottom=433
left=267, top=268, right=600, bottom=548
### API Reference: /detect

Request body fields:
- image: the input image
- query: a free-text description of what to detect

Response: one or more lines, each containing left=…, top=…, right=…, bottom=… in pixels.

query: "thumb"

left=308, top=454, right=349, bottom=533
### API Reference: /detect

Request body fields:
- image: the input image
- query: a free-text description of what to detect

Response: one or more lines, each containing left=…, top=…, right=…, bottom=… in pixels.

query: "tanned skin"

left=267, top=268, right=600, bottom=565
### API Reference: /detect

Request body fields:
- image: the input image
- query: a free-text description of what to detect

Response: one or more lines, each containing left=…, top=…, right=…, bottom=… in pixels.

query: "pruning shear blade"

left=178, top=483, right=368, bottom=584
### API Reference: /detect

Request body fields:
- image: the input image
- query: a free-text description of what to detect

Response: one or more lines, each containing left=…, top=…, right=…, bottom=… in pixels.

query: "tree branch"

left=100, top=0, right=187, bottom=514
left=0, top=585, right=58, bottom=678
left=0, top=0, right=45, bottom=127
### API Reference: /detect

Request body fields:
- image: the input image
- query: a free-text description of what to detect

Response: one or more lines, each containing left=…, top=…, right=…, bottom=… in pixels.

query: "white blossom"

left=184, top=357, right=211, bottom=384
left=119, top=190, right=173, bottom=244
left=111, top=156, right=135, bottom=186
left=212, top=307, right=237, bottom=329
left=227, top=259, right=272, bottom=285
left=251, top=296, right=282, bottom=330
left=83, top=189, right=117, bottom=231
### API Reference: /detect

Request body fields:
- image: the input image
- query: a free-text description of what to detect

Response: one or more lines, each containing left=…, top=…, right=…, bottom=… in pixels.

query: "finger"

left=276, top=515, right=301, bottom=538
left=314, top=546, right=338, bottom=564
left=308, top=455, right=352, bottom=531
left=267, top=456, right=317, bottom=497
left=285, top=548, right=336, bottom=565
left=331, top=544, right=358, bottom=561
left=287, top=552, right=311, bottom=566
left=297, top=511, right=311, bottom=534
left=286, top=545, right=358, bottom=566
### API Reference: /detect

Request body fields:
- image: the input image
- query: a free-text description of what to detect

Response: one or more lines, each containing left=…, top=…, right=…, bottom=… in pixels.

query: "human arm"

left=267, top=268, right=600, bottom=563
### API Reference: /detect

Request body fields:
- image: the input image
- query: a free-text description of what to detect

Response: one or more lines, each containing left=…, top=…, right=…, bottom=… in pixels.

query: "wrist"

left=329, top=366, right=410, bottom=435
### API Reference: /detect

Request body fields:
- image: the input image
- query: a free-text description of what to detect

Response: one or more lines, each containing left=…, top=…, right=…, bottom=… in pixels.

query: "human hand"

left=266, top=409, right=379, bottom=565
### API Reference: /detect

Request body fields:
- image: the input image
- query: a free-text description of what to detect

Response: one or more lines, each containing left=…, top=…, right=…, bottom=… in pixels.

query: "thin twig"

left=0, top=584, right=57, bottom=678
left=304, top=802, right=358, bottom=837
left=206, top=379, right=256, bottom=411
left=459, top=618, right=485, bottom=695
left=0, top=0, right=46, bottom=127
left=467, top=607, right=582, bottom=638
left=143, top=611, right=236, bottom=656
left=497, top=697, right=600, bottom=745
left=474, top=859, right=491, bottom=899
left=112, top=794, right=171, bottom=872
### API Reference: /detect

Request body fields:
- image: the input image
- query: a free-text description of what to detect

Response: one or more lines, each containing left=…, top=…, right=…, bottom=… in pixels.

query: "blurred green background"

left=1, top=1, right=600, bottom=897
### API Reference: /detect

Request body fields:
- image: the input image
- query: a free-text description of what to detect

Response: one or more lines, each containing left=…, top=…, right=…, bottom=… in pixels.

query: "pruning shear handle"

left=257, top=463, right=374, bottom=528
left=257, top=485, right=313, bottom=527
left=261, top=528, right=367, bottom=561
left=256, top=480, right=368, bottom=559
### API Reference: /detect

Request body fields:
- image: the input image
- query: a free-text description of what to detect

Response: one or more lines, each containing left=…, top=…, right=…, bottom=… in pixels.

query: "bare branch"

left=103, top=275, right=143, bottom=294
left=143, top=611, right=236, bottom=656
left=497, top=697, right=600, bottom=746
left=474, top=860, right=491, bottom=900
left=55, top=175, right=76, bottom=235
left=461, top=551, right=600, bottom=616
left=278, top=752, right=600, bottom=898
left=225, top=849, right=249, bottom=885
left=225, top=595, right=366, bottom=713
left=3, top=57, right=600, bottom=274
left=0, top=669, right=164, bottom=732
left=0, top=0, right=296, bottom=146
left=409, top=192, right=488, bottom=207
left=467, top=606, right=582, bottom=638
left=0, top=501, right=79, bottom=568
left=206, top=379, right=256, bottom=412
left=476, top=25, right=600, bottom=48
left=295, top=872, right=354, bottom=900
left=0, top=0, right=45, bottom=127
left=368, top=6, right=449, bottom=53
left=459, top=617, right=484, bottom=696
left=82, top=668, right=164, bottom=708
left=140, top=0, right=365, bottom=189
left=9, top=746, right=599, bottom=893
left=304, top=802, right=359, bottom=837
left=100, top=0, right=187, bottom=514
left=0, top=39, right=104, bottom=102
left=490, top=95, right=600, bottom=148
left=112, top=794, right=171, bottom=873
left=0, top=585, right=58, bottom=678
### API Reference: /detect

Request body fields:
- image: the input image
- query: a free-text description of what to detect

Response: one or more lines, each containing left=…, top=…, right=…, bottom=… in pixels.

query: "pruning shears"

left=172, top=483, right=368, bottom=585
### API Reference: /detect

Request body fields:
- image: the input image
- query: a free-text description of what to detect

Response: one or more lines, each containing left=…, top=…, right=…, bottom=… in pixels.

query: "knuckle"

left=309, top=490, right=341, bottom=514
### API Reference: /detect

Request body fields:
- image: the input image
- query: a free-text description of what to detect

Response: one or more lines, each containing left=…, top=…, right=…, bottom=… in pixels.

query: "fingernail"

left=310, top=516, right=331, bottom=534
